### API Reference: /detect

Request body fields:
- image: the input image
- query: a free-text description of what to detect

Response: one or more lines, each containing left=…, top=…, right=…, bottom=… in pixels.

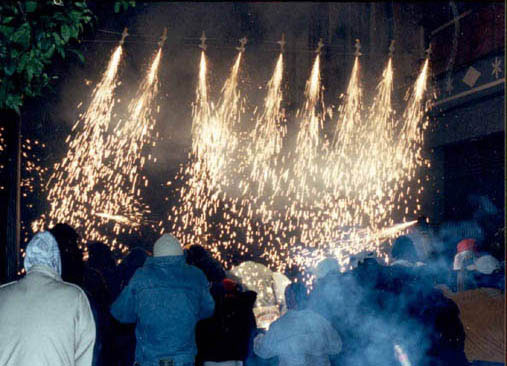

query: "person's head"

left=118, top=247, right=149, bottom=290
left=391, top=236, right=418, bottom=263
left=456, top=238, right=477, bottom=255
left=285, top=282, right=308, bottom=310
left=354, top=257, right=381, bottom=286
left=49, top=223, right=83, bottom=285
left=467, top=254, right=500, bottom=275
left=87, top=241, right=116, bottom=271
left=49, top=223, right=79, bottom=249
left=222, top=278, right=239, bottom=295
left=153, top=233, right=183, bottom=257
left=24, top=231, right=62, bottom=275
left=314, top=257, right=340, bottom=280
left=186, top=244, right=209, bottom=263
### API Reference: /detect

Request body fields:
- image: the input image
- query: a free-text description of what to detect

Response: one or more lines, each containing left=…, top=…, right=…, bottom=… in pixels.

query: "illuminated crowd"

left=0, top=214, right=503, bottom=366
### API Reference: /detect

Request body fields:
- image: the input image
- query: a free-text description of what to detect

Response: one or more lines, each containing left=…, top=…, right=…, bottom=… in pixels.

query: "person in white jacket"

left=0, top=231, right=96, bottom=366
left=254, top=282, right=342, bottom=366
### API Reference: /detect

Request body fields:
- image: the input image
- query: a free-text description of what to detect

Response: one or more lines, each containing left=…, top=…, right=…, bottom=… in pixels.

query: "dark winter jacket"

left=111, top=255, right=215, bottom=365
left=196, top=289, right=257, bottom=363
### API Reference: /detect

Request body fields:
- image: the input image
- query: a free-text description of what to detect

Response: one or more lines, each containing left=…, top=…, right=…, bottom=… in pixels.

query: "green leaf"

left=2, top=16, right=15, bottom=24
left=114, top=2, right=121, bottom=13
left=43, top=44, right=55, bottom=59
left=69, top=25, right=79, bottom=39
left=4, top=62, right=15, bottom=76
left=25, top=1, right=37, bottom=13
left=6, top=94, right=22, bottom=114
left=61, top=24, right=70, bottom=42
left=57, top=47, right=65, bottom=59
left=69, top=49, right=84, bottom=64
left=53, top=32, right=62, bottom=45
left=16, top=53, right=29, bottom=73
left=0, top=25, right=15, bottom=37
left=10, top=23, right=31, bottom=48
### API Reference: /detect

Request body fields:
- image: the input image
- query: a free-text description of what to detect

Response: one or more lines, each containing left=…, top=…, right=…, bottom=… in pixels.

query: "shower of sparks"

left=246, top=53, right=286, bottom=197
left=291, top=54, right=325, bottom=200
left=34, top=44, right=124, bottom=241
left=165, top=52, right=432, bottom=274
left=167, top=50, right=247, bottom=264
left=25, top=38, right=431, bottom=276
left=20, top=138, right=48, bottom=244
left=34, top=40, right=164, bottom=250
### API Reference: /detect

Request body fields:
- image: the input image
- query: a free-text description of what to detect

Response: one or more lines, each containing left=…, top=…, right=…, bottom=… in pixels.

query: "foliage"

left=0, top=0, right=135, bottom=114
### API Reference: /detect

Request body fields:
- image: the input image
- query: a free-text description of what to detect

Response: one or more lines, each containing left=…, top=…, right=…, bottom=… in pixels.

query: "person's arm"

left=323, top=319, right=342, bottom=355
left=253, top=331, right=278, bottom=359
left=75, top=291, right=96, bottom=366
left=110, top=279, right=137, bottom=323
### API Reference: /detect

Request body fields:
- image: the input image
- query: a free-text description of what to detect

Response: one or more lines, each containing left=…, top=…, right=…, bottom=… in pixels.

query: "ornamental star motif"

left=491, top=57, right=502, bottom=79
left=445, top=77, right=454, bottom=94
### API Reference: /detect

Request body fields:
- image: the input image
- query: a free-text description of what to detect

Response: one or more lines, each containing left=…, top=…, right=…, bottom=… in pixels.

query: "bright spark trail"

left=37, top=33, right=165, bottom=252
left=245, top=53, right=286, bottom=197
left=35, top=44, right=124, bottom=242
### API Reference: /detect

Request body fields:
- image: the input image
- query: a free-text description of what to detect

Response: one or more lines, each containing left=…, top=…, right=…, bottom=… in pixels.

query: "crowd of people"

left=0, top=221, right=504, bottom=366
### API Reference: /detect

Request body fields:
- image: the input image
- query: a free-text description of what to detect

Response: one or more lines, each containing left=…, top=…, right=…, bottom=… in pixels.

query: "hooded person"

left=186, top=243, right=226, bottom=284
left=87, top=241, right=120, bottom=300
left=254, top=282, right=342, bottom=366
left=112, top=247, right=150, bottom=366
left=0, top=231, right=96, bottom=366
left=453, top=238, right=479, bottom=292
left=307, top=257, right=345, bottom=327
left=111, top=234, right=215, bottom=366
left=196, top=278, right=257, bottom=366
left=50, top=223, right=84, bottom=286
left=467, top=254, right=504, bottom=290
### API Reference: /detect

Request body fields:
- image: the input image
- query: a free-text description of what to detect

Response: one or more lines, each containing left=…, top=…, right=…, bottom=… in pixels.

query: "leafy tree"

left=0, top=0, right=135, bottom=113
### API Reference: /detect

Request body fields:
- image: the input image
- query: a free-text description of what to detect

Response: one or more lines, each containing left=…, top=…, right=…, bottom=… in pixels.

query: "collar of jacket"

left=144, top=255, right=186, bottom=267
left=27, top=264, right=61, bottom=280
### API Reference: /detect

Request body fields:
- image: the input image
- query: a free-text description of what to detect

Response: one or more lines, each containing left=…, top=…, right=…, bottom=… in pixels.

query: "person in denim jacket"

left=111, top=234, right=215, bottom=366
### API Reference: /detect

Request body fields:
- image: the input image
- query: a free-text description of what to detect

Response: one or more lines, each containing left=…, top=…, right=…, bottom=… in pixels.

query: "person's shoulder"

left=59, top=279, right=90, bottom=298
left=184, top=263, right=209, bottom=282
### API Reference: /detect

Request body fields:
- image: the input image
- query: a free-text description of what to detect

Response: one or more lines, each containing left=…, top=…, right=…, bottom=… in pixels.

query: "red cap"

left=223, top=279, right=237, bottom=294
left=457, top=239, right=477, bottom=253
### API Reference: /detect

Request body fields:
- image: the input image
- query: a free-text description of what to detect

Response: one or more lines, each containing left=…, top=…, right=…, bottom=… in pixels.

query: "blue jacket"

left=111, top=255, right=215, bottom=365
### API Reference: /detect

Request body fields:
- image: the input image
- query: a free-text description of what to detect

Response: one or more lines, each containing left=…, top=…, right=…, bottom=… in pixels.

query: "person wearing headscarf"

left=0, top=231, right=96, bottom=366
left=111, top=234, right=215, bottom=366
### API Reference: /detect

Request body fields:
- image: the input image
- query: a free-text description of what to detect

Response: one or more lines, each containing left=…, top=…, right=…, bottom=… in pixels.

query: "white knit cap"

left=153, top=234, right=183, bottom=257
left=467, top=254, right=500, bottom=274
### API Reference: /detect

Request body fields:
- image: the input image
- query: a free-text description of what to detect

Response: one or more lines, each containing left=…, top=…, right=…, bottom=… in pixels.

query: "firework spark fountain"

left=35, top=44, right=124, bottom=241
left=37, top=30, right=165, bottom=250
left=291, top=53, right=325, bottom=201
left=246, top=52, right=286, bottom=196
left=167, top=47, right=246, bottom=263
left=166, top=46, right=432, bottom=275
